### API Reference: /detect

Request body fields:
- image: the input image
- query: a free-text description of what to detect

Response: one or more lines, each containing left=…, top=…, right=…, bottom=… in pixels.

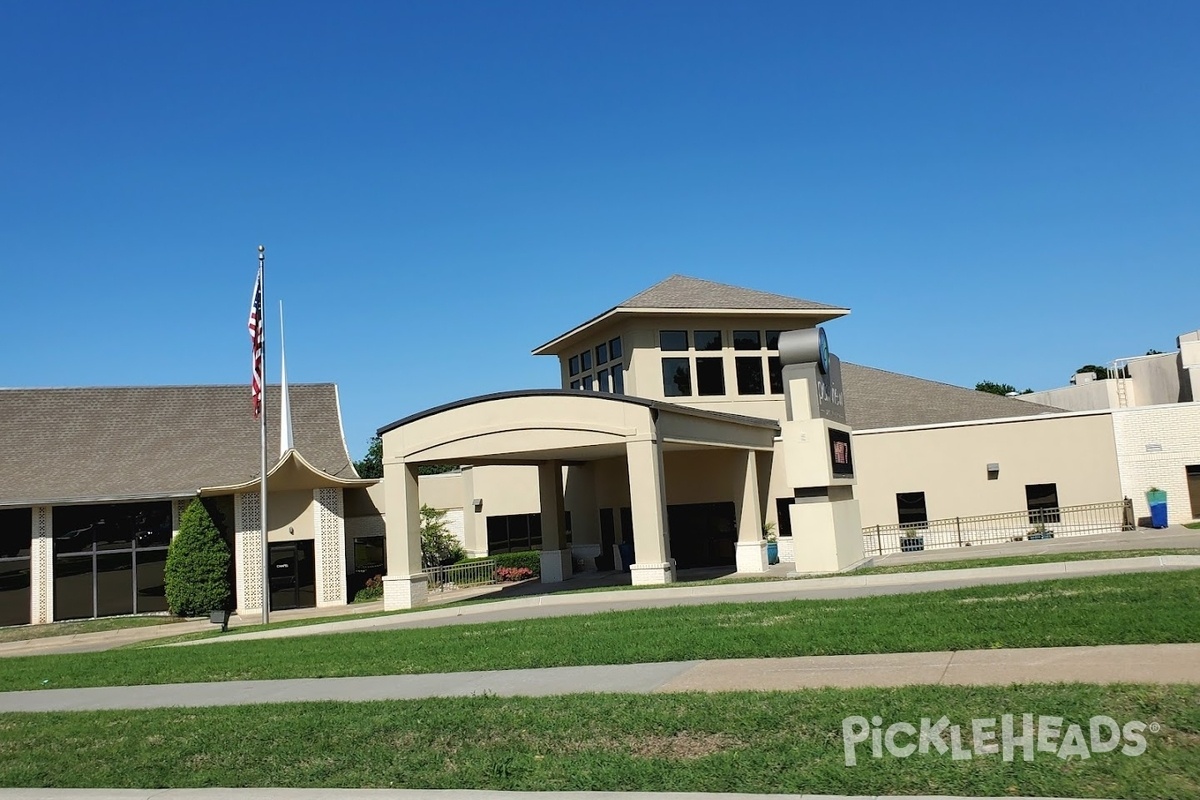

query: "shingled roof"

left=0, top=384, right=360, bottom=507
left=621, top=275, right=843, bottom=311
left=534, top=274, right=848, bottom=355
left=841, top=363, right=1064, bottom=430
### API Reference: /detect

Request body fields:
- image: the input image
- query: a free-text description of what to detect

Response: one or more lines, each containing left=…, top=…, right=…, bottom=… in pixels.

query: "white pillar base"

left=539, top=549, right=573, bottom=583
left=630, top=561, right=675, bottom=585
left=383, top=574, right=428, bottom=610
left=735, top=540, right=769, bottom=574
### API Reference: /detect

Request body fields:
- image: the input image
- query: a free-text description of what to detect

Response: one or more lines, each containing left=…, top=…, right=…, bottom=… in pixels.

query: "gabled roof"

left=841, top=363, right=1064, bottom=430
left=0, top=383, right=362, bottom=508
left=533, top=274, right=848, bottom=356
left=622, top=275, right=843, bottom=311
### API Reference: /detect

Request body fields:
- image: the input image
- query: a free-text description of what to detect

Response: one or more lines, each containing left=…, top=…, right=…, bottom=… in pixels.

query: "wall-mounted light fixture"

left=473, top=498, right=483, bottom=511
left=986, top=463, right=1000, bottom=480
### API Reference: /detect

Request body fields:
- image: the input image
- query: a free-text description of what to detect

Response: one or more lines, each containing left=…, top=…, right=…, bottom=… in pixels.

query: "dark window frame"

left=1025, top=483, right=1061, bottom=525
left=662, top=357, right=693, bottom=396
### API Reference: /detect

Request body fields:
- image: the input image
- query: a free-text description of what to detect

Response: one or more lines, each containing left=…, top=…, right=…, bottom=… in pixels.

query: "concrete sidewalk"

left=171, top=554, right=1200, bottom=647
left=0, top=791, right=1118, bottom=800
left=2, top=642, right=1197, bottom=713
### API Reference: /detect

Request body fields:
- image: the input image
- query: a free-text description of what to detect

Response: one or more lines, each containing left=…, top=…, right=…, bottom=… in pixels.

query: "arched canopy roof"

left=378, top=390, right=779, bottom=466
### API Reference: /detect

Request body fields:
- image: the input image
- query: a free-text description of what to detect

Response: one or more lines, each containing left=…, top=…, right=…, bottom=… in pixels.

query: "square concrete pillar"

left=733, top=450, right=768, bottom=574
left=789, top=490, right=866, bottom=573
left=625, top=437, right=674, bottom=585
left=382, top=460, right=427, bottom=609
left=538, top=460, right=572, bottom=583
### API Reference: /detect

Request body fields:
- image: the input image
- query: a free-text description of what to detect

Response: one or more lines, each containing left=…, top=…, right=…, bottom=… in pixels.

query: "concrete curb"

left=171, top=555, right=1200, bottom=646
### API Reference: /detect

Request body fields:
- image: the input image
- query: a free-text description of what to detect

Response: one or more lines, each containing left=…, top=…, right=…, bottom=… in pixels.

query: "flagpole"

left=259, top=244, right=270, bottom=626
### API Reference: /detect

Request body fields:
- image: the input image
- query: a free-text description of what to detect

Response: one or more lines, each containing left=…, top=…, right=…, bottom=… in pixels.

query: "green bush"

left=421, top=505, right=466, bottom=568
left=164, top=499, right=232, bottom=616
left=353, top=574, right=384, bottom=603
left=456, top=550, right=542, bottom=576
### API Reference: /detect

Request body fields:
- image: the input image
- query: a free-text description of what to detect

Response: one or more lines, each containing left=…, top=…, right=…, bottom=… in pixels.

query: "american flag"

left=248, top=265, right=264, bottom=419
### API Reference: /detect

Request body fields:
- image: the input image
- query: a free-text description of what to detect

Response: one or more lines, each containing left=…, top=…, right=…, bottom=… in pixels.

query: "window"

left=896, top=492, right=928, bottom=528
left=1026, top=483, right=1061, bottom=524
left=569, top=356, right=580, bottom=376
left=660, top=330, right=688, bottom=351
left=580, top=350, right=592, bottom=371
left=768, top=356, right=783, bottom=394
left=612, top=364, right=625, bottom=394
left=662, top=357, right=692, bottom=396
left=735, top=356, right=765, bottom=395
left=696, top=357, right=725, bottom=396
left=734, top=330, right=761, bottom=350
left=486, top=513, right=542, bottom=554
left=0, top=508, right=32, bottom=626
left=570, top=380, right=580, bottom=390
left=353, top=536, right=385, bottom=573
left=582, top=374, right=594, bottom=391
left=766, top=330, right=781, bottom=350
left=596, top=342, right=608, bottom=365
left=694, top=330, right=722, bottom=351
left=609, top=337, right=622, bottom=359
left=775, top=498, right=794, bottom=537
left=53, top=501, right=173, bottom=620
left=597, top=369, right=609, bottom=392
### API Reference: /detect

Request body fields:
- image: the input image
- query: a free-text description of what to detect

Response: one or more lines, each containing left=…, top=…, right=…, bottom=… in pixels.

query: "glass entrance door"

left=268, top=541, right=316, bottom=611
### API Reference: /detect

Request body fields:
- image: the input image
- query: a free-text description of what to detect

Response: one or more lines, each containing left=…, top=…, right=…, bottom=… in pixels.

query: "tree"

left=975, top=381, right=1017, bottom=396
left=420, top=504, right=465, bottom=568
left=354, top=436, right=458, bottom=479
left=354, top=436, right=383, bottom=479
left=164, top=499, right=232, bottom=616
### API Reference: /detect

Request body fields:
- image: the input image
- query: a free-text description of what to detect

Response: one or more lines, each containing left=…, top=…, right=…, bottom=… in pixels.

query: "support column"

left=382, top=460, right=427, bottom=609
left=313, top=487, right=348, bottom=607
left=538, top=460, right=571, bottom=583
left=733, top=450, right=768, bottom=574
left=234, top=492, right=265, bottom=614
left=625, top=437, right=674, bottom=585
left=30, top=506, right=53, bottom=624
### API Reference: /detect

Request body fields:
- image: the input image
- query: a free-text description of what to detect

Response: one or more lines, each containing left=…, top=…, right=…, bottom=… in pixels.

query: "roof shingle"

left=841, top=363, right=1064, bottom=430
left=621, top=274, right=842, bottom=310
left=0, top=384, right=358, bottom=506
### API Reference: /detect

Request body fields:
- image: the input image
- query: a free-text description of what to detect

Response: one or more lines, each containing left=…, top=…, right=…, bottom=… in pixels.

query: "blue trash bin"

left=1147, top=489, right=1168, bottom=529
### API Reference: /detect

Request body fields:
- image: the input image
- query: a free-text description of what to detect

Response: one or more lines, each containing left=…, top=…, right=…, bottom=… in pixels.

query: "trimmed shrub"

left=354, top=574, right=384, bottom=603
left=494, top=551, right=541, bottom=575
left=164, top=499, right=232, bottom=616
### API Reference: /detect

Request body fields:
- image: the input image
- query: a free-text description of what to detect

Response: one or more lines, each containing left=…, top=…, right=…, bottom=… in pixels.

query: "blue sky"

left=3, top=1, right=1197, bottom=459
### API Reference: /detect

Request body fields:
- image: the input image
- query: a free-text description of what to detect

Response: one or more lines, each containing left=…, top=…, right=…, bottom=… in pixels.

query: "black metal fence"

left=862, top=500, right=1135, bottom=557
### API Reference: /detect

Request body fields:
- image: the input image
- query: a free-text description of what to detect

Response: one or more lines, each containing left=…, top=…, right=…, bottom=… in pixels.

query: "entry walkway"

left=0, top=643, right=1197, bottom=713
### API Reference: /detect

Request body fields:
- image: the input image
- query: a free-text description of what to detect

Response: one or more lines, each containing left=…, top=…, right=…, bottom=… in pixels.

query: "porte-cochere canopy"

left=375, top=391, right=781, bottom=608
left=377, top=389, right=779, bottom=465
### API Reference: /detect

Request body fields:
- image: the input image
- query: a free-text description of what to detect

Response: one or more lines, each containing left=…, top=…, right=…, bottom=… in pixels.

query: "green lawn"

left=1, top=684, right=1196, bottom=798
left=1184, top=522, right=1200, bottom=530
left=0, top=615, right=186, bottom=644
left=854, top=548, right=1200, bottom=576
left=2, top=570, right=1198, bottom=692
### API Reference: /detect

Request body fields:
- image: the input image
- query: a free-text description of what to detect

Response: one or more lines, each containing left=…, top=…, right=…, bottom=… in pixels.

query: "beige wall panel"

left=343, top=485, right=383, bottom=517
left=662, top=450, right=741, bottom=507
left=267, top=489, right=315, bottom=542
left=853, top=414, right=1122, bottom=527
left=418, top=472, right=466, bottom=510
left=1128, top=354, right=1185, bottom=406
left=472, top=465, right=540, bottom=517
left=563, top=464, right=600, bottom=546
left=655, top=412, right=777, bottom=450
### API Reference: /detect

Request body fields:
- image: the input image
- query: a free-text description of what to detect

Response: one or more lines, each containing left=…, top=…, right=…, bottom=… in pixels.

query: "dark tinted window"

left=766, top=330, right=781, bottom=350
left=1026, top=483, right=1061, bottom=524
left=0, top=508, right=32, bottom=559
left=597, top=369, right=609, bottom=392
left=733, top=330, right=761, bottom=350
left=694, top=330, right=722, bottom=351
left=735, top=357, right=765, bottom=394
left=569, top=356, right=579, bottom=376
left=612, top=364, right=625, bottom=394
left=896, top=492, right=928, bottom=527
left=570, top=380, right=580, bottom=390
left=596, top=342, right=608, bottom=365
left=609, top=337, right=623, bottom=359
left=582, top=374, right=594, bottom=390
left=580, top=350, right=592, bottom=371
left=660, top=330, right=688, bottom=351
left=696, top=357, right=725, bottom=396
left=662, top=358, right=692, bottom=396
left=768, top=356, right=783, bottom=394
